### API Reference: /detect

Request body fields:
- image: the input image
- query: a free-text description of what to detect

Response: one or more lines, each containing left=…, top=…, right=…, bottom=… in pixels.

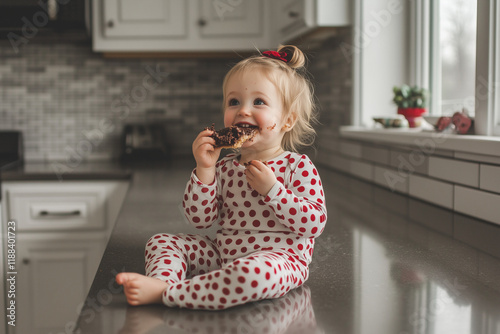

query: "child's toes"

left=115, top=272, right=128, bottom=285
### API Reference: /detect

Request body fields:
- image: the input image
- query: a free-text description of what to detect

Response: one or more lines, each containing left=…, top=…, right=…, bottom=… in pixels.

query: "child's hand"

left=192, top=129, right=221, bottom=184
left=244, top=160, right=277, bottom=196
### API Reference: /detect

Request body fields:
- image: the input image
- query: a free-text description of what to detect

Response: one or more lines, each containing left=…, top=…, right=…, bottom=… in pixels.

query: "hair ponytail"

left=277, top=45, right=306, bottom=70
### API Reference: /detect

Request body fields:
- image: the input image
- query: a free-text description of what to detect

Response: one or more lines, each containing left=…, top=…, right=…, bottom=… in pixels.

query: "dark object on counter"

left=0, top=131, right=24, bottom=170
left=121, top=124, right=171, bottom=162
left=0, top=130, right=24, bottom=201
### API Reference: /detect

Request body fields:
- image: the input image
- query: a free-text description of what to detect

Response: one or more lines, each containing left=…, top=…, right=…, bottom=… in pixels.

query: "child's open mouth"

left=235, top=123, right=259, bottom=131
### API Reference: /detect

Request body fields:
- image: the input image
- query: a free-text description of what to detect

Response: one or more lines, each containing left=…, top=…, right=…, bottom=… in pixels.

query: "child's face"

left=223, top=69, right=290, bottom=151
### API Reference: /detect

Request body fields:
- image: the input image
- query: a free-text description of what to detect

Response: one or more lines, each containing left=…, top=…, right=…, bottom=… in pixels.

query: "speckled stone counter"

left=73, top=161, right=500, bottom=334
left=1, top=161, right=133, bottom=181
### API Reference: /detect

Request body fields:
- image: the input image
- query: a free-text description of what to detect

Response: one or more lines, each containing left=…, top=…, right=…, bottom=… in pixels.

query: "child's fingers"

left=193, top=133, right=216, bottom=151
left=244, top=163, right=261, bottom=177
left=245, top=160, right=269, bottom=172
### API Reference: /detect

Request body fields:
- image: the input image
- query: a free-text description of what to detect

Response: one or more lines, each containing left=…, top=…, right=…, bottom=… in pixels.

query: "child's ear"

left=282, top=113, right=298, bottom=132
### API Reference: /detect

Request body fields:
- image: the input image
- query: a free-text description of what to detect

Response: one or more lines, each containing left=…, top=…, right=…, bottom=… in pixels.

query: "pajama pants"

left=145, top=233, right=310, bottom=310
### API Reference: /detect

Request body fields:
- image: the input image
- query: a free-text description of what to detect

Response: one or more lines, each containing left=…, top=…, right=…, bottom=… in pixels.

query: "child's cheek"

left=223, top=112, right=232, bottom=127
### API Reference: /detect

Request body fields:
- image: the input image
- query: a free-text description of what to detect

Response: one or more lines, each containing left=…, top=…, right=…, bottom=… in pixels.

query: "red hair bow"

left=262, top=50, right=289, bottom=63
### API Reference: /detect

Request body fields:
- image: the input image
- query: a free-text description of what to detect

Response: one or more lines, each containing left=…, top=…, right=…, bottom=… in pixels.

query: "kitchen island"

left=7, top=158, right=499, bottom=333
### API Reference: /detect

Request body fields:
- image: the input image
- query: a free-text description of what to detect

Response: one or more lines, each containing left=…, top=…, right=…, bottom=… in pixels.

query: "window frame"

left=411, top=0, right=500, bottom=136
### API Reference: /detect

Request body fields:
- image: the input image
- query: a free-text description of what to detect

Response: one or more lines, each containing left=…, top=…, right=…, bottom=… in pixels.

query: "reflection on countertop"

left=113, top=286, right=317, bottom=334
left=72, top=161, right=500, bottom=334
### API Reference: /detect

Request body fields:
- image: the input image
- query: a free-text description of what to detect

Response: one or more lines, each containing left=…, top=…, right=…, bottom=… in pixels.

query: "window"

left=413, top=0, right=500, bottom=135
left=436, top=0, right=477, bottom=117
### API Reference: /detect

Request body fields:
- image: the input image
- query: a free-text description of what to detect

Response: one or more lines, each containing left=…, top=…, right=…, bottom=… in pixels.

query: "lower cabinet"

left=1, top=180, right=129, bottom=334
left=15, top=237, right=105, bottom=334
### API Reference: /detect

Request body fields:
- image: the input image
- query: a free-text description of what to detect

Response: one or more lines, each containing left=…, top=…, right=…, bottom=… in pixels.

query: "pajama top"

left=182, top=151, right=327, bottom=266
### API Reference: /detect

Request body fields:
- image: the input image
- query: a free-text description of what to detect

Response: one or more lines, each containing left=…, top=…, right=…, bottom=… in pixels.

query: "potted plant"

left=392, top=85, right=429, bottom=127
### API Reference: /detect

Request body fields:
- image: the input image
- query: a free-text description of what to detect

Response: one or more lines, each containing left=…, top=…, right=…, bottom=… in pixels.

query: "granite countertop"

left=9, top=159, right=500, bottom=333
left=1, top=161, right=133, bottom=181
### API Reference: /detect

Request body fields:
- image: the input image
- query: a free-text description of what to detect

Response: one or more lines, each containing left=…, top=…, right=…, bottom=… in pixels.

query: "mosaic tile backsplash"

left=0, top=31, right=352, bottom=162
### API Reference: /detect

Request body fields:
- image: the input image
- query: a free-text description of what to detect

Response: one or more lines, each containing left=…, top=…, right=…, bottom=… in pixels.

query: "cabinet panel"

left=103, top=0, right=187, bottom=37
left=14, top=238, right=104, bottom=334
left=275, top=0, right=310, bottom=37
left=5, top=183, right=107, bottom=232
left=198, top=0, right=262, bottom=37
left=273, top=0, right=351, bottom=43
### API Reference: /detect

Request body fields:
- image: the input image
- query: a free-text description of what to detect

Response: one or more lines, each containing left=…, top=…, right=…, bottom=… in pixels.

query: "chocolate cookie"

left=207, top=124, right=258, bottom=149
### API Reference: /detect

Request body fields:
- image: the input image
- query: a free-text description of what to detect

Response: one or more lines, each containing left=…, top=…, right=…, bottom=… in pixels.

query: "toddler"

left=116, top=45, right=327, bottom=310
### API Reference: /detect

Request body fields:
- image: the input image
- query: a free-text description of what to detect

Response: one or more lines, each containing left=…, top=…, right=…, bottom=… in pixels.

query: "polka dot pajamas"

left=146, top=152, right=327, bottom=310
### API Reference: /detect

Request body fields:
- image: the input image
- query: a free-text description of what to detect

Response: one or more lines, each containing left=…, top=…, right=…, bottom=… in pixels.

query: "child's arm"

left=249, top=155, right=327, bottom=238
left=182, top=129, right=222, bottom=228
left=192, top=128, right=222, bottom=184
left=182, top=170, right=220, bottom=229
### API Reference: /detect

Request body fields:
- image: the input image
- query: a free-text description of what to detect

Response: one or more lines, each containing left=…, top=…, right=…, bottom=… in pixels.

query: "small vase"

left=397, top=108, right=427, bottom=128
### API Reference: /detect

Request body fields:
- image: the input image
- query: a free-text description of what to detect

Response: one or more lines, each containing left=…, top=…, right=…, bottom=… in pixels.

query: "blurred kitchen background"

left=0, top=1, right=351, bottom=162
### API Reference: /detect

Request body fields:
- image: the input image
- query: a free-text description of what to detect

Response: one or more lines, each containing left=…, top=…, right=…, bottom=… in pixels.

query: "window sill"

left=340, top=126, right=500, bottom=157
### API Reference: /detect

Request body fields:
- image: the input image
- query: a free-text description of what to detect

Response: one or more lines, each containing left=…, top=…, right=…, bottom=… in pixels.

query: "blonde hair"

left=222, top=45, right=317, bottom=152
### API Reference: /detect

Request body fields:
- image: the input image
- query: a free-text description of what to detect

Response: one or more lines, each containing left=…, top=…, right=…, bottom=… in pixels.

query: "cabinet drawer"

left=4, top=183, right=108, bottom=231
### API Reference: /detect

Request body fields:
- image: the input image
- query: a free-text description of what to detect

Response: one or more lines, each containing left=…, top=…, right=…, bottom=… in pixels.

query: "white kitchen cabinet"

left=273, top=0, right=351, bottom=43
left=198, top=0, right=262, bottom=37
left=1, top=180, right=129, bottom=334
left=14, top=237, right=105, bottom=334
left=92, top=0, right=273, bottom=52
left=102, top=0, right=187, bottom=38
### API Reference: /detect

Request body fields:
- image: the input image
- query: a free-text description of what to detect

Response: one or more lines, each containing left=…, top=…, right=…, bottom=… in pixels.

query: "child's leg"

left=163, top=250, right=309, bottom=310
left=117, top=233, right=221, bottom=306
left=145, top=233, right=221, bottom=284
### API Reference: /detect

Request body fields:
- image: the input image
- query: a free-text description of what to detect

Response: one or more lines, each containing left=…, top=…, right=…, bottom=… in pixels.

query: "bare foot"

left=116, top=272, right=168, bottom=306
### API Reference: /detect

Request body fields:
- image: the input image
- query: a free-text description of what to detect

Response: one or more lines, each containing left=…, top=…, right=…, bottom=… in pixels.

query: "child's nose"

left=237, top=104, right=252, bottom=117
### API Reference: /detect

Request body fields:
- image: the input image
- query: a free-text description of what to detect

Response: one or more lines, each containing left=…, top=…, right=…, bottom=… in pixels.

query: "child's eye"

left=254, top=98, right=265, bottom=106
left=228, top=98, right=239, bottom=106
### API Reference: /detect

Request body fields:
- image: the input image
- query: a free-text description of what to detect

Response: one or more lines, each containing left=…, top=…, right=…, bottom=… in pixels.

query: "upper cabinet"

left=198, top=0, right=262, bottom=38
left=92, top=0, right=273, bottom=52
left=102, top=0, right=187, bottom=38
left=273, top=0, right=351, bottom=43
left=91, top=0, right=351, bottom=53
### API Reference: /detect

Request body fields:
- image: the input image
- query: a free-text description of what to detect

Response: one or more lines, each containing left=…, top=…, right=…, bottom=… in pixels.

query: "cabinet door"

left=103, top=0, right=187, bottom=38
left=274, top=0, right=313, bottom=41
left=13, top=238, right=105, bottom=334
left=198, top=0, right=263, bottom=37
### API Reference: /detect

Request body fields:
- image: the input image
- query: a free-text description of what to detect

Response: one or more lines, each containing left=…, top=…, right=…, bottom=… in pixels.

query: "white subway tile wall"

left=428, top=156, right=479, bottom=187
left=409, top=174, right=454, bottom=209
left=321, top=136, right=500, bottom=225
left=373, top=165, right=409, bottom=194
left=480, top=165, right=500, bottom=193
left=0, top=41, right=235, bottom=160
left=349, top=159, right=373, bottom=181
left=454, top=186, right=500, bottom=225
